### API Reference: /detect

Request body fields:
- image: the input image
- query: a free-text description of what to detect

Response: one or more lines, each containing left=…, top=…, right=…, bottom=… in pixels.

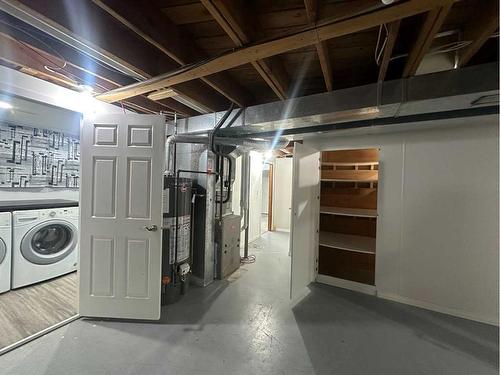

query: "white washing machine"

left=0, top=212, right=12, bottom=293
left=12, top=207, right=79, bottom=289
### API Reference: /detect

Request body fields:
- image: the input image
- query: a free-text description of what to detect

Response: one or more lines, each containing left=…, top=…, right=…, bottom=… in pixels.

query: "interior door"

left=79, top=114, right=165, bottom=320
left=290, top=142, right=320, bottom=301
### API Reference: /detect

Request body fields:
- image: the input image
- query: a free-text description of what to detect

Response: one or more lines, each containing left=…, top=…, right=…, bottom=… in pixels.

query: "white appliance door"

left=290, top=142, right=320, bottom=301
left=79, top=114, right=165, bottom=320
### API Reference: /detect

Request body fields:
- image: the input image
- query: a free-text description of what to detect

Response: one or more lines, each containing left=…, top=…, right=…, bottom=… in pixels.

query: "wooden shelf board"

left=319, top=232, right=376, bottom=254
left=320, top=206, right=377, bottom=218
left=321, top=178, right=378, bottom=183
left=321, top=161, right=378, bottom=166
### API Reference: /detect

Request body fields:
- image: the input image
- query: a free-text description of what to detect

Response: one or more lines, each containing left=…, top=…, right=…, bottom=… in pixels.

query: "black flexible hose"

left=210, top=104, right=234, bottom=210
left=210, top=104, right=234, bottom=155
left=220, top=107, right=243, bottom=204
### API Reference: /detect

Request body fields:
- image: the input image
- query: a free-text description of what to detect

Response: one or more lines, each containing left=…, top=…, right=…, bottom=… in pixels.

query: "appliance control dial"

left=49, top=211, right=56, bottom=217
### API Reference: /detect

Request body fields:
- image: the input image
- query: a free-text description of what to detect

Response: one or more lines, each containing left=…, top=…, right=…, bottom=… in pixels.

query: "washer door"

left=0, top=238, right=5, bottom=265
left=20, top=220, right=78, bottom=265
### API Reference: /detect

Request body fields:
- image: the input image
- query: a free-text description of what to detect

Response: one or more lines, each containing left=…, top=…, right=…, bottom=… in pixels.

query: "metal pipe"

left=165, top=134, right=284, bottom=176
left=209, top=104, right=234, bottom=155
left=241, top=152, right=251, bottom=258
left=204, top=152, right=217, bottom=285
left=171, top=113, right=178, bottom=282
left=219, top=155, right=224, bottom=219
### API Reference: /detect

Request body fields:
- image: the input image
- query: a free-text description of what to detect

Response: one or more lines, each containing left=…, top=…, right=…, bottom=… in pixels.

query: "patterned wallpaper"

left=0, top=122, right=80, bottom=188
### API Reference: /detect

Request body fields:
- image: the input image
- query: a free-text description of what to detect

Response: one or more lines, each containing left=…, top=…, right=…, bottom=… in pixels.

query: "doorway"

left=260, top=163, right=273, bottom=235
left=0, top=94, right=80, bottom=353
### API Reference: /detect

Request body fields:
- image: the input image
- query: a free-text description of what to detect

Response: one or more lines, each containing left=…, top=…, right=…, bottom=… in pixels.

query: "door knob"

left=143, top=225, right=158, bottom=232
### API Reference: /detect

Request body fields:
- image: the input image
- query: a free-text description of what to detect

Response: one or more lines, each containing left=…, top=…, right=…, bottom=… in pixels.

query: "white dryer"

left=0, top=212, right=12, bottom=293
left=12, top=207, right=79, bottom=289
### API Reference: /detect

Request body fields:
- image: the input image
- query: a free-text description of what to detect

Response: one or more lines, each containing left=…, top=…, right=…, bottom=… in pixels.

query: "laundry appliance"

left=11, top=207, right=79, bottom=289
left=0, top=212, right=12, bottom=293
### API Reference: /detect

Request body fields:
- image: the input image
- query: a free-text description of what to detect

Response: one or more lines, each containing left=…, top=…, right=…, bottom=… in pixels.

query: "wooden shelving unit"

left=319, top=232, right=375, bottom=254
left=318, top=148, right=379, bottom=287
left=321, top=161, right=378, bottom=166
left=320, top=206, right=377, bottom=218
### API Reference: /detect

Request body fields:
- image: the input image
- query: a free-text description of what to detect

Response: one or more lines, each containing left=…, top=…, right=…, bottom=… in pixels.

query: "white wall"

left=0, top=66, right=124, bottom=203
left=248, top=151, right=263, bottom=242
left=308, top=118, right=499, bottom=325
left=261, top=170, right=269, bottom=214
left=273, top=157, right=293, bottom=231
left=231, top=156, right=242, bottom=216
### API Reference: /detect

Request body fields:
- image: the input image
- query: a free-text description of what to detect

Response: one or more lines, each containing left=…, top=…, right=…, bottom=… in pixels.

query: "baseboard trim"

left=316, top=274, right=377, bottom=296
left=290, top=287, right=311, bottom=307
left=378, top=292, right=499, bottom=327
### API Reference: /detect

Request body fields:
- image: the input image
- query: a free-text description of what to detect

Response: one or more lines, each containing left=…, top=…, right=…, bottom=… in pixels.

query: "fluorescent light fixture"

left=0, top=100, right=12, bottom=109
left=149, top=88, right=210, bottom=114
left=172, top=95, right=211, bottom=114
left=147, top=88, right=178, bottom=101
left=471, top=94, right=499, bottom=107
left=77, top=84, right=94, bottom=94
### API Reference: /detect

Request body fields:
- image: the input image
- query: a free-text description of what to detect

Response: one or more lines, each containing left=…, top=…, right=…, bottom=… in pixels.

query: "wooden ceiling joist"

left=0, top=31, right=185, bottom=115
left=14, top=0, right=232, bottom=113
left=457, top=0, right=499, bottom=68
left=200, top=0, right=290, bottom=100
left=304, top=0, right=333, bottom=91
left=377, top=20, right=401, bottom=82
left=96, top=0, right=453, bottom=103
left=91, top=0, right=251, bottom=107
left=402, top=2, right=453, bottom=78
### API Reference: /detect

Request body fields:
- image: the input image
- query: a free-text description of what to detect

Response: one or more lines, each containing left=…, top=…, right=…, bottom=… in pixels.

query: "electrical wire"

left=0, top=17, right=67, bottom=65
left=240, top=254, right=256, bottom=264
left=389, top=40, right=473, bottom=61
left=104, top=2, right=390, bottom=94
left=375, top=24, right=389, bottom=66
left=120, top=101, right=126, bottom=114
left=0, top=15, right=139, bottom=82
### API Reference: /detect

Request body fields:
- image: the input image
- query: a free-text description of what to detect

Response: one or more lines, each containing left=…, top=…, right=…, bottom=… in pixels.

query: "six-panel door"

left=79, top=114, right=165, bottom=320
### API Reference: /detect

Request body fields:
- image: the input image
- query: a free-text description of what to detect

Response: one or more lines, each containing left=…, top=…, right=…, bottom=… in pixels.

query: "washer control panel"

left=38, top=207, right=78, bottom=219
left=14, top=207, right=79, bottom=224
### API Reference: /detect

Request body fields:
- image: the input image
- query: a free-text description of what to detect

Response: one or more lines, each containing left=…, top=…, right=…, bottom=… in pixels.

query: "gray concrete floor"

left=0, top=231, right=498, bottom=374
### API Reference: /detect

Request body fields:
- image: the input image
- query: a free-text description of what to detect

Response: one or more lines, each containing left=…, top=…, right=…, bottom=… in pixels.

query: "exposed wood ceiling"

left=0, top=0, right=497, bottom=116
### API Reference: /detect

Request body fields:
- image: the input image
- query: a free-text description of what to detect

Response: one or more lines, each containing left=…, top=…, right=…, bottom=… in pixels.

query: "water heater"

left=162, top=176, right=192, bottom=303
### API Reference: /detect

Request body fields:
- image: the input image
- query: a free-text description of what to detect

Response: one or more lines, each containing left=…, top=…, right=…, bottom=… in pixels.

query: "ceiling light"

left=0, top=100, right=12, bottom=110
left=172, top=95, right=211, bottom=114
left=381, top=0, right=394, bottom=4
left=471, top=94, right=499, bottom=107
left=147, top=88, right=178, bottom=101
left=77, top=84, right=94, bottom=94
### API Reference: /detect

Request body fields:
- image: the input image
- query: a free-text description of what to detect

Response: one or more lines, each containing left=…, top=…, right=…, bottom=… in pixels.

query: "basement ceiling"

left=0, top=0, right=497, bottom=117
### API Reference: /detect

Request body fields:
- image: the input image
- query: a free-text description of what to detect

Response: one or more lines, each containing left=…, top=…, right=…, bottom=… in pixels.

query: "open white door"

left=290, top=142, right=320, bottom=301
left=79, top=114, right=165, bottom=320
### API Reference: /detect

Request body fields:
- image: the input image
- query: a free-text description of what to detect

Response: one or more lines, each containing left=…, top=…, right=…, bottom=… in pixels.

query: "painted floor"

left=0, top=231, right=498, bottom=374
